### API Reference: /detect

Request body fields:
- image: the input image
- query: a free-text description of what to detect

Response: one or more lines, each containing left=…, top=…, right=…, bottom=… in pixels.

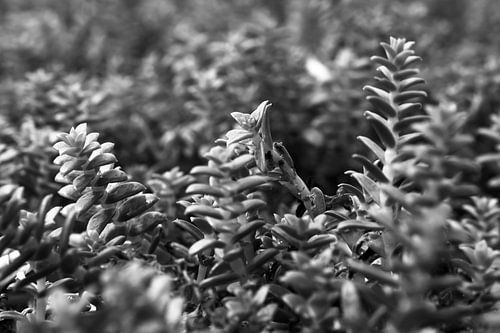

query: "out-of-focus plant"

left=10, top=70, right=105, bottom=128
left=0, top=120, right=58, bottom=204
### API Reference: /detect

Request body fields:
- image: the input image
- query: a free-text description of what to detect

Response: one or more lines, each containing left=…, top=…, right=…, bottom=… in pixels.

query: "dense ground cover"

left=2, top=1, right=500, bottom=332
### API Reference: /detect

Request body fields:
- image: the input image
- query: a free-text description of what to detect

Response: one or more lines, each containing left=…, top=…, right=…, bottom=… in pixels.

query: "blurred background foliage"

left=1, top=0, right=500, bottom=197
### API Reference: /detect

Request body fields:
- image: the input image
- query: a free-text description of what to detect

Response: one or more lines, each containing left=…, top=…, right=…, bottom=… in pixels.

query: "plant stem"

left=35, top=277, right=47, bottom=322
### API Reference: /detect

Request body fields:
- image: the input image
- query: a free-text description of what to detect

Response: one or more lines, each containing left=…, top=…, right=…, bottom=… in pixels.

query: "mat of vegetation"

left=1, top=1, right=500, bottom=332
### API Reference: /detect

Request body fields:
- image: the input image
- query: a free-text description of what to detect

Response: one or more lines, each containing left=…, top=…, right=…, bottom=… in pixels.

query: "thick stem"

left=35, top=277, right=47, bottom=322
left=196, top=264, right=208, bottom=283
left=242, top=237, right=255, bottom=262
left=269, top=149, right=315, bottom=216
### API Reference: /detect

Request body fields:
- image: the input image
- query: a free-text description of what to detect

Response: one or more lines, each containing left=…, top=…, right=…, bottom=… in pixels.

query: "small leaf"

left=170, top=174, right=196, bottom=188
left=190, top=217, right=214, bottom=234
left=379, top=184, right=409, bottom=207
left=402, top=55, right=422, bottom=68
left=99, top=168, right=128, bottom=183
left=398, top=132, right=424, bottom=146
left=87, top=153, right=117, bottom=170
left=73, top=130, right=87, bottom=147
left=447, top=184, right=479, bottom=198
left=478, top=128, right=500, bottom=141
left=0, top=248, right=35, bottom=281
left=220, top=154, right=255, bottom=172
left=221, top=202, right=245, bottom=216
left=60, top=210, right=76, bottom=255
left=268, top=283, right=290, bottom=298
left=75, top=190, right=102, bottom=216
left=346, top=259, right=398, bottom=286
left=370, top=55, right=397, bottom=71
left=74, top=123, right=87, bottom=135
left=173, top=219, right=204, bottom=240
left=282, top=293, right=307, bottom=313
left=250, top=100, right=272, bottom=129
left=81, top=141, right=101, bottom=155
left=86, top=246, right=122, bottom=267
left=190, top=166, right=225, bottom=178
left=276, top=223, right=301, bottom=239
left=100, top=142, right=114, bottom=153
left=399, top=77, right=425, bottom=91
left=324, top=209, right=349, bottom=222
left=87, top=208, right=115, bottom=233
left=185, top=205, right=228, bottom=220
left=311, top=187, right=326, bottom=215
left=393, top=90, right=427, bottom=104
left=105, top=182, right=146, bottom=203
left=68, top=233, right=87, bottom=248
left=241, top=199, right=267, bottom=212
left=73, top=173, right=96, bottom=192
left=281, top=271, right=313, bottom=291
left=0, top=185, right=17, bottom=205
left=0, top=311, right=29, bottom=323
left=352, top=154, right=388, bottom=183
left=477, top=153, right=500, bottom=164
left=255, top=303, right=277, bottom=323
left=303, top=234, right=337, bottom=250
left=168, top=242, right=190, bottom=259
left=99, top=223, right=128, bottom=242
left=489, top=177, right=500, bottom=188
left=129, top=211, right=167, bottom=236
left=58, top=146, right=81, bottom=157
left=393, top=68, right=419, bottom=81
left=231, top=220, right=266, bottom=243
left=380, top=42, right=396, bottom=59
left=247, top=249, right=279, bottom=272
left=374, top=76, right=397, bottom=91
left=185, top=183, right=227, bottom=197
left=393, top=115, right=429, bottom=132
left=252, top=285, right=270, bottom=306
left=46, top=278, right=76, bottom=293
left=116, top=194, right=158, bottom=222
left=272, top=226, right=303, bottom=248
left=399, top=103, right=422, bottom=117
left=225, top=175, right=272, bottom=194
left=364, top=111, right=396, bottom=148
left=199, top=272, right=239, bottom=289
left=58, top=184, right=80, bottom=201
left=189, top=239, right=226, bottom=256
left=393, top=49, right=414, bottom=67
left=366, top=95, right=397, bottom=118
left=348, top=172, right=381, bottom=205
left=226, top=129, right=254, bottom=145
left=0, top=187, right=24, bottom=229
left=35, top=195, right=53, bottom=241
left=60, top=158, right=86, bottom=176
left=54, top=138, right=70, bottom=151
left=337, top=220, right=384, bottom=232
left=338, top=183, right=364, bottom=202
left=209, top=261, right=232, bottom=276
left=222, top=247, right=244, bottom=262
left=148, top=225, right=163, bottom=254
left=377, top=66, right=393, bottom=81
left=53, top=153, right=73, bottom=166
left=231, top=112, right=255, bottom=130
